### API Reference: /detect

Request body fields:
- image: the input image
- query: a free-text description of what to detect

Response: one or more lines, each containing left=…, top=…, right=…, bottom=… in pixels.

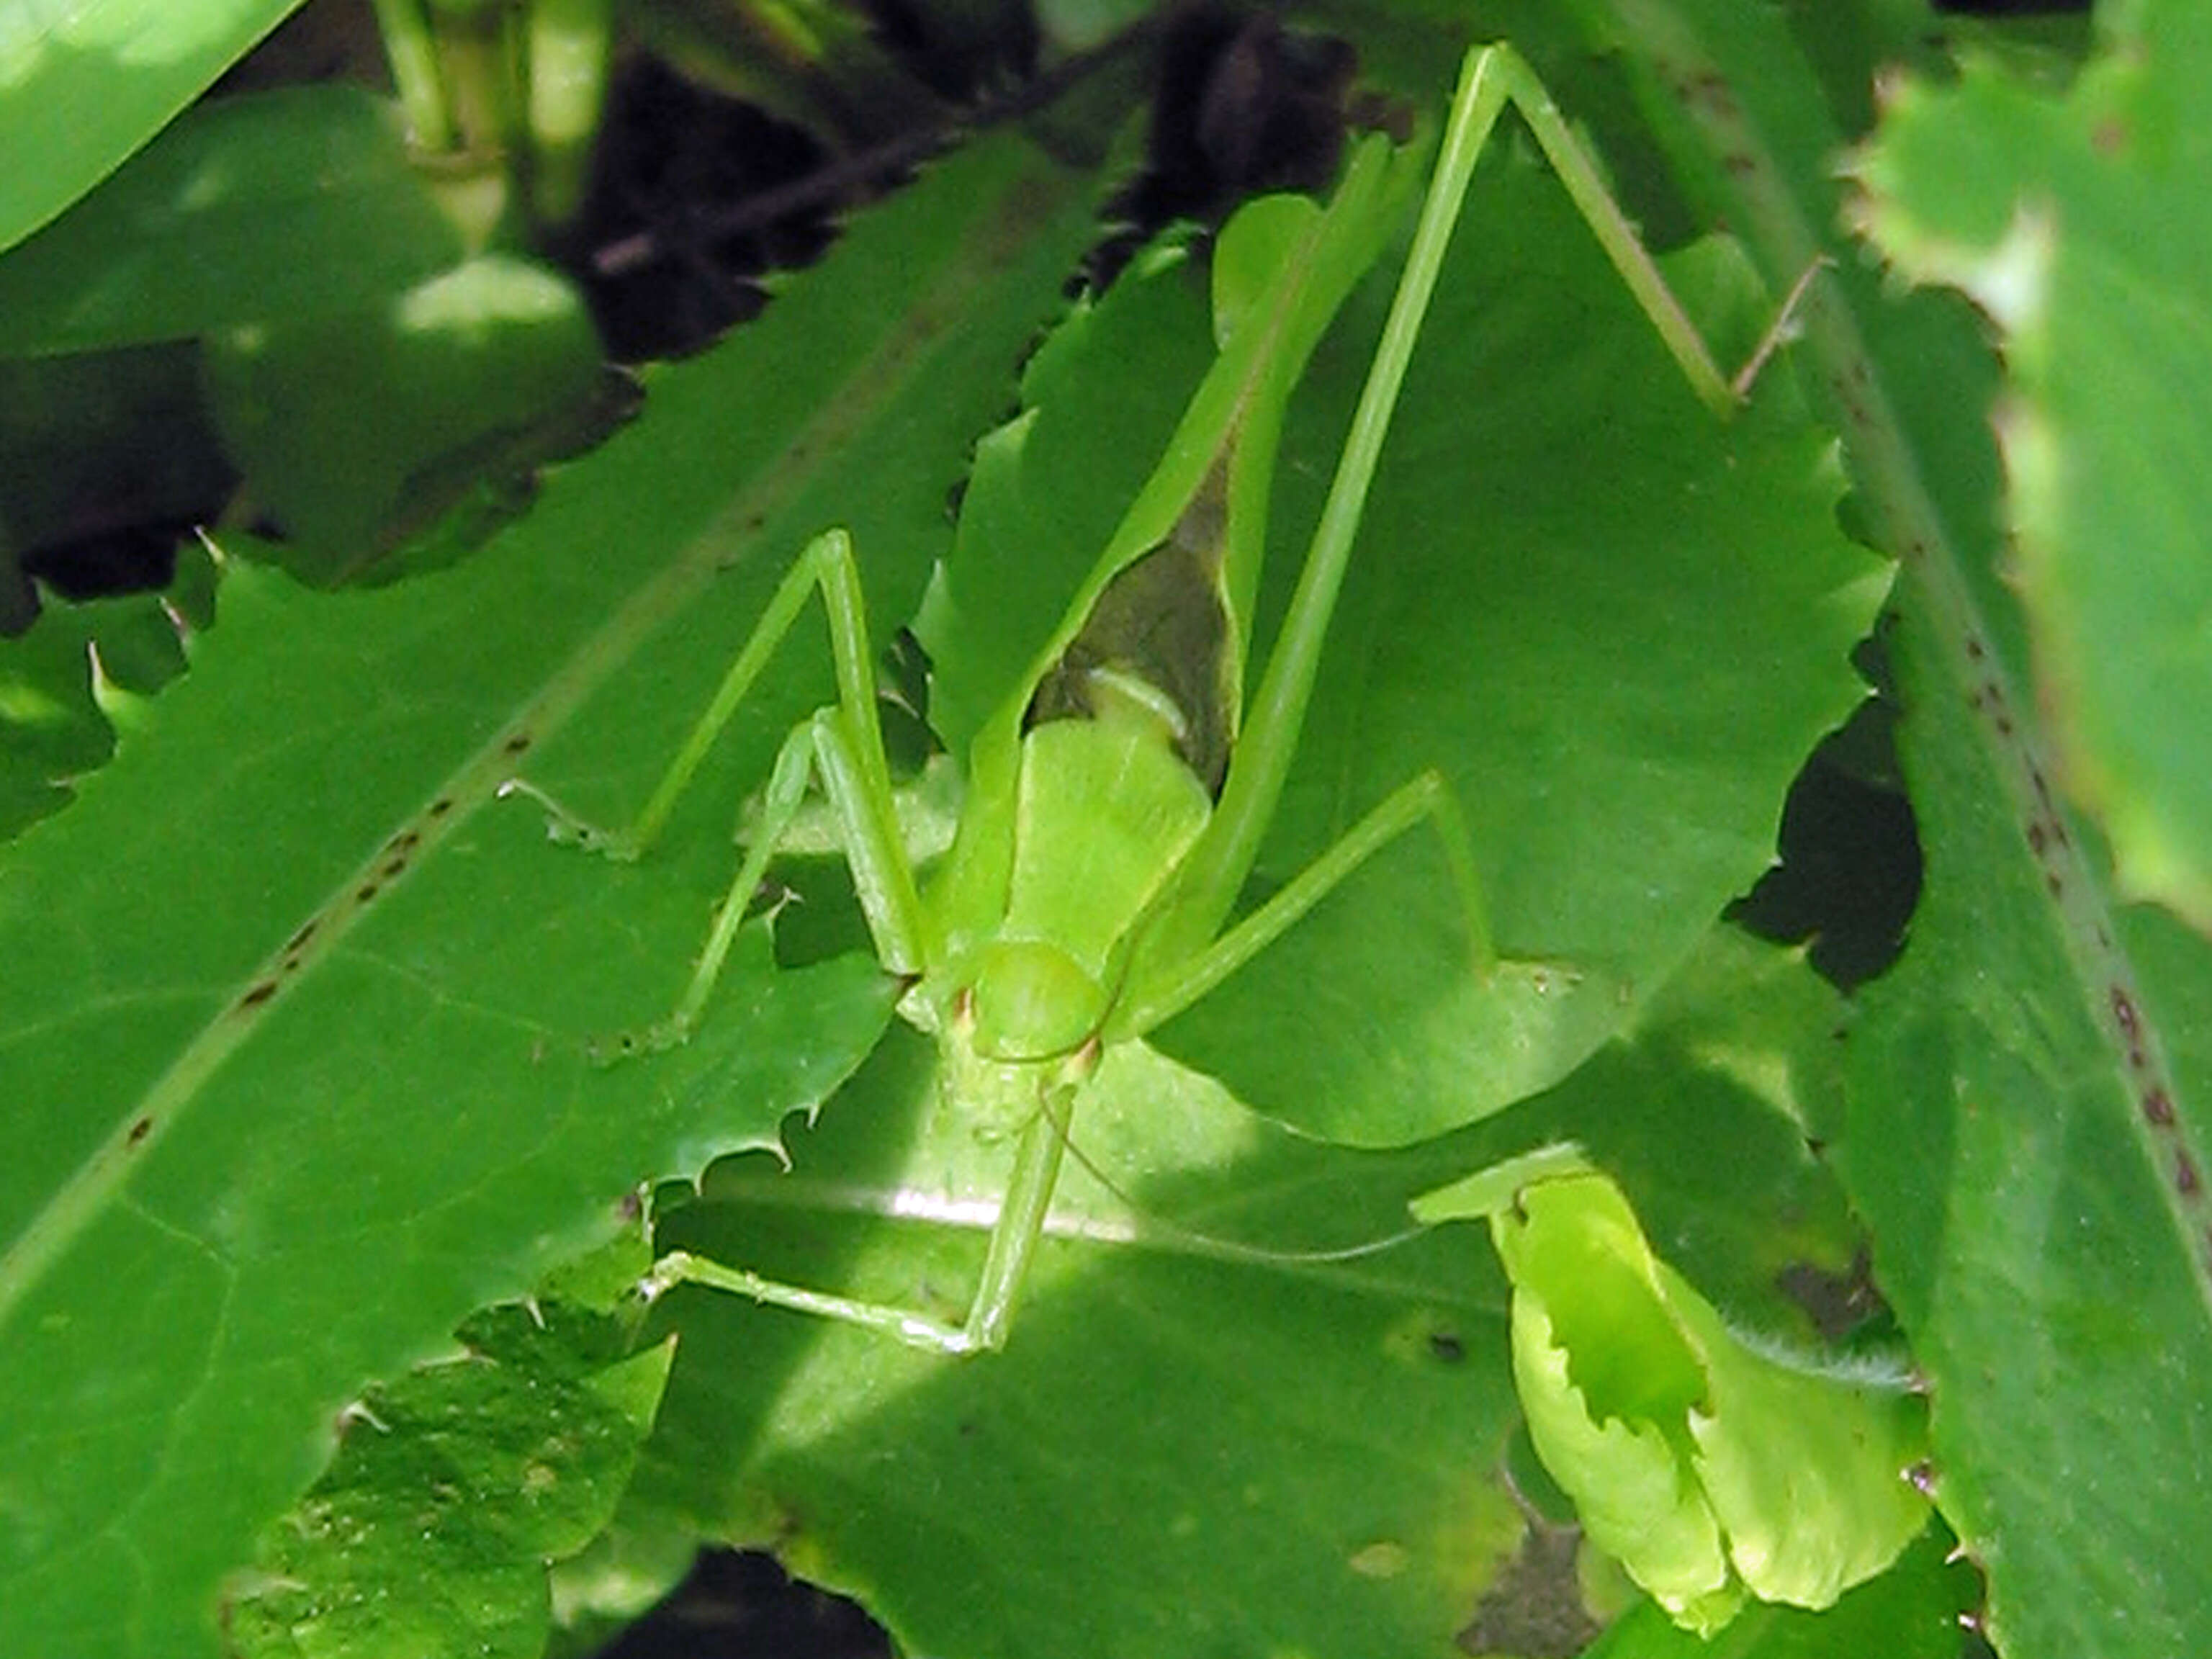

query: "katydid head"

left=938, top=982, right=1103, bottom=1156
left=966, top=938, right=1109, bottom=1062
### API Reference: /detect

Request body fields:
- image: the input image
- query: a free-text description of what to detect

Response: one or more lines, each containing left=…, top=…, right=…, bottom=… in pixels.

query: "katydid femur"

left=506, top=45, right=1740, bottom=1353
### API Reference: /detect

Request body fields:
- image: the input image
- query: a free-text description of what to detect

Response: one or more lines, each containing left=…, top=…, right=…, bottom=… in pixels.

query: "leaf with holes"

left=0, top=132, right=1097, bottom=1659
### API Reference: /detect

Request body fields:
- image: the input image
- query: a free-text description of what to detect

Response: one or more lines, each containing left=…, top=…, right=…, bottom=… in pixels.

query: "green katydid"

left=504, top=43, right=1743, bottom=1354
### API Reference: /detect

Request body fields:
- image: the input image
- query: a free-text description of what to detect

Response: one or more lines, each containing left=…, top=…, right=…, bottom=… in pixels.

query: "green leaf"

left=202, top=252, right=606, bottom=582
left=0, top=132, right=1099, bottom=1659
left=618, top=924, right=1943, bottom=1659
left=1413, top=927, right=1936, bottom=1637
left=1581, top=1527, right=1978, bottom=1659
left=0, top=85, right=464, bottom=356
left=1457, top=925, right=1879, bottom=1340
left=1843, top=589, right=2212, bottom=1659
left=944, top=138, right=1886, bottom=1146
left=227, top=1295, right=675, bottom=1659
left=0, top=1, right=319, bottom=257
left=0, top=537, right=214, bottom=837
left=1851, top=3, right=2212, bottom=932
left=627, top=1027, right=1535, bottom=1659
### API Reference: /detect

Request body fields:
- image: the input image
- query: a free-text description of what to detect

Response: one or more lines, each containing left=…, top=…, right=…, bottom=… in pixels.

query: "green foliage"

left=0, top=0, right=302, bottom=256
left=0, top=128, right=1093, bottom=1658
left=0, top=86, right=462, bottom=356
left=1855, top=1, right=2212, bottom=931
left=0, top=536, right=214, bottom=834
left=202, top=252, right=608, bottom=582
left=1, top=3, right=2208, bottom=1659
left=228, top=1269, right=674, bottom=1659
left=1617, top=2, right=2212, bottom=1655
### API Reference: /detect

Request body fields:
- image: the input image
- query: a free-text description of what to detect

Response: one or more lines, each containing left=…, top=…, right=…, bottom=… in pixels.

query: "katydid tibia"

left=505, top=44, right=1743, bottom=1353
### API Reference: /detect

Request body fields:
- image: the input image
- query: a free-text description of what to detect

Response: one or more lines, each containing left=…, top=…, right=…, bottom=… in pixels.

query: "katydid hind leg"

left=1475, top=42, right=1814, bottom=407
left=1467, top=43, right=1735, bottom=416
left=1149, top=42, right=1753, bottom=980
left=1144, top=40, right=1514, bottom=968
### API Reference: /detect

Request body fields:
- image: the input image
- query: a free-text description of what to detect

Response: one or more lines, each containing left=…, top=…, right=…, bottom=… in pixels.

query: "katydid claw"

left=496, top=776, right=639, bottom=860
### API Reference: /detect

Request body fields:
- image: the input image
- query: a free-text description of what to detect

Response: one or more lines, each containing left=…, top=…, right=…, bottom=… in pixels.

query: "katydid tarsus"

left=505, top=44, right=1744, bottom=1354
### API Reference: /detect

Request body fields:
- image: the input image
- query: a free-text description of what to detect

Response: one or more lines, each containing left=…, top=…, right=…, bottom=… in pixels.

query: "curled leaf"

left=1452, top=1171, right=1930, bottom=1633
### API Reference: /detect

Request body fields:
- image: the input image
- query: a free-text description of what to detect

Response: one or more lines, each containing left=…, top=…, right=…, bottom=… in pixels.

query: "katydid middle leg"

left=1115, top=770, right=1488, bottom=1040
left=503, top=528, right=931, bottom=1055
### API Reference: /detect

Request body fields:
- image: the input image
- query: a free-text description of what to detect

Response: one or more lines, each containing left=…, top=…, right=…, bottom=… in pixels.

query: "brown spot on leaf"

left=1458, top=1514, right=1598, bottom=1658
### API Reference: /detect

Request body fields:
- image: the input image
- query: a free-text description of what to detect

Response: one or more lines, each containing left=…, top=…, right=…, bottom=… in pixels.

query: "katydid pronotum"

left=505, top=44, right=1748, bottom=1354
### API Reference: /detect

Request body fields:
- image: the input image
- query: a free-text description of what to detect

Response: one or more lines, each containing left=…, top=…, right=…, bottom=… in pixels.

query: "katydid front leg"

left=647, top=1058, right=1076, bottom=1354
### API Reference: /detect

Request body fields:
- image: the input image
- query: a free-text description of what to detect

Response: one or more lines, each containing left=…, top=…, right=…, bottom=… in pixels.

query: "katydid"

left=505, top=44, right=1740, bottom=1354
